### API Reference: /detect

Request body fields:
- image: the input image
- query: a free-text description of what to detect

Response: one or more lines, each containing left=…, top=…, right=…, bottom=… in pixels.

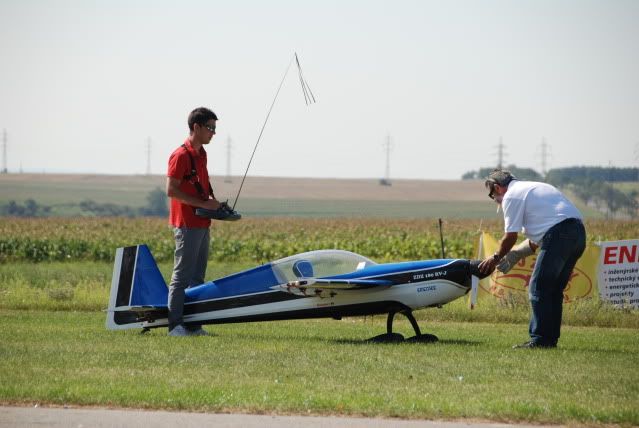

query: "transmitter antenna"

left=232, top=53, right=315, bottom=211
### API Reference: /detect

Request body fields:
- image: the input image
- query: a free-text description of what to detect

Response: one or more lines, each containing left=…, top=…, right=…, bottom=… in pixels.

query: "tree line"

left=546, top=168, right=638, bottom=219
left=0, top=187, right=169, bottom=218
left=463, top=165, right=639, bottom=219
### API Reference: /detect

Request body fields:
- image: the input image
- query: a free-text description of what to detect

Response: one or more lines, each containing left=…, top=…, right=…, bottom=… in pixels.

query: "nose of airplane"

left=469, top=259, right=491, bottom=279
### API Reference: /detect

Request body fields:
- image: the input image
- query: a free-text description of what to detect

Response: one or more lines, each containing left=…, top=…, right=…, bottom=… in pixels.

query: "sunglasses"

left=487, top=182, right=497, bottom=200
left=204, top=124, right=216, bottom=133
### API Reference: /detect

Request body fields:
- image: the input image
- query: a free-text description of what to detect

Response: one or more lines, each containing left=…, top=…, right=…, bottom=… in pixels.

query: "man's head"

left=188, top=107, right=218, bottom=145
left=485, top=169, right=516, bottom=203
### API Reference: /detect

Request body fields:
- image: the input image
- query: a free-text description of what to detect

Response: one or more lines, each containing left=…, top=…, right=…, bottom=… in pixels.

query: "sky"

left=1, top=0, right=638, bottom=180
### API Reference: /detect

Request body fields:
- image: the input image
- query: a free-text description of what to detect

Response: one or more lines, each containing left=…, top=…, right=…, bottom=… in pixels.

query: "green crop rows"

left=1, top=217, right=637, bottom=264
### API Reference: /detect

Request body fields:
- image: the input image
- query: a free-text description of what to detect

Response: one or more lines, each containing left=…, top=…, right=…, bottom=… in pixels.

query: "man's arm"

left=166, top=177, right=221, bottom=210
left=478, top=232, right=518, bottom=275
left=497, top=239, right=538, bottom=273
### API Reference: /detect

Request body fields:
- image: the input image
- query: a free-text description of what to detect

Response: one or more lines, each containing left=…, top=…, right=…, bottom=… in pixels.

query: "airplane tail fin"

left=106, top=245, right=169, bottom=330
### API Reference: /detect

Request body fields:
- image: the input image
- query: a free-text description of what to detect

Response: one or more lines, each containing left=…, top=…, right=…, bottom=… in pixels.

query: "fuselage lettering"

left=412, top=270, right=447, bottom=281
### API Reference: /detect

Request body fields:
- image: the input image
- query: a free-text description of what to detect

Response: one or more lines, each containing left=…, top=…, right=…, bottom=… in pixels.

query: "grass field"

left=2, top=261, right=638, bottom=328
left=614, top=182, right=639, bottom=193
left=1, top=310, right=638, bottom=425
left=1, top=216, right=638, bottom=424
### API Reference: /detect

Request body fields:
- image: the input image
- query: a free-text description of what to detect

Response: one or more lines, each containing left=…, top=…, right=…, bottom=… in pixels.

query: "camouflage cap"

left=484, top=169, right=517, bottom=197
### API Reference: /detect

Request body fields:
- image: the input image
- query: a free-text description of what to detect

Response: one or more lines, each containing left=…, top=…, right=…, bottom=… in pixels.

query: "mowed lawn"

left=1, top=310, right=637, bottom=425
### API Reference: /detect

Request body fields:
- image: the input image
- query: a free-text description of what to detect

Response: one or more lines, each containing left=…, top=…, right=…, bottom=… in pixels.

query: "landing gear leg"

left=402, top=310, right=438, bottom=343
left=367, top=310, right=438, bottom=343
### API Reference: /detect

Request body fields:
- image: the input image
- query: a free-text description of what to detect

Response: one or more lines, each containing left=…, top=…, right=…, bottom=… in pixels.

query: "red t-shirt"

left=167, top=139, right=212, bottom=228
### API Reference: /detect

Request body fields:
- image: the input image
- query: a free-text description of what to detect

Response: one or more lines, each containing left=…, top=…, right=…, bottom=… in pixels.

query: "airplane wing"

left=273, top=277, right=393, bottom=296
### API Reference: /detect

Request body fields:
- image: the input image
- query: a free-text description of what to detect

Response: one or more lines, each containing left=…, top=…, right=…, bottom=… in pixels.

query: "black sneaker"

left=512, top=341, right=556, bottom=349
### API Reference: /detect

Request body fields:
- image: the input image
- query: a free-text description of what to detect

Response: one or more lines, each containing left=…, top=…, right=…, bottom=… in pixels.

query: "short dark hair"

left=188, top=107, right=218, bottom=131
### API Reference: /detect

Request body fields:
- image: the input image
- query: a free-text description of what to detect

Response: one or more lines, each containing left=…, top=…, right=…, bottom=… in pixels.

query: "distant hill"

left=0, top=173, right=488, bottom=202
left=0, top=173, right=596, bottom=219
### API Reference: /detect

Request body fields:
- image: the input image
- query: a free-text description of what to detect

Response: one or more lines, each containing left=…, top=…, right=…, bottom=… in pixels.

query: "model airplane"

left=106, top=245, right=487, bottom=342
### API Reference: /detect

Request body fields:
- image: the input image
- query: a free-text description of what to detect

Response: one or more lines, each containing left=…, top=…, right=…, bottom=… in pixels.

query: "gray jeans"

left=168, top=227, right=210, bottom=330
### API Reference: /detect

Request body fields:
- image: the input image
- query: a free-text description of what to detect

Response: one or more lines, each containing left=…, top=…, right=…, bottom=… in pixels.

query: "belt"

left=560, top=218, right=582, bottom=225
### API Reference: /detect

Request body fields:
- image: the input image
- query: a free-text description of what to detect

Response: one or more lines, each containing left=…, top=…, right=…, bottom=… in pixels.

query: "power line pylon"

left=145, top=137, right=152, bottom=176
left=1, top=129, right=7, bottom=174
left=494, top=136, right=506, bottom=169
left=380, top=134, right=393, bottom=186
left=225, top=136, right=233, bottom=183
left=540, top=137, right=551, bottom=178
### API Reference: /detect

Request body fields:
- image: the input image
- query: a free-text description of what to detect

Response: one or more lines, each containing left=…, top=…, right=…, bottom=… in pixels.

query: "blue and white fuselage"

left=106, top=245, right=481, bottom=340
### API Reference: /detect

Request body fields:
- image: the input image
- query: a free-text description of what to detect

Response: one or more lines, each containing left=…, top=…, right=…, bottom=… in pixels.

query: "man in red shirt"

left=166, top=107, right=223, bottom=336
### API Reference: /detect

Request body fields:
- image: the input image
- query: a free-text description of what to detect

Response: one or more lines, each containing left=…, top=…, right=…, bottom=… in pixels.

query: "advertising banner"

left=597, top=239, right=639, bottom=308
left=475, top=232, right=599, bottom=303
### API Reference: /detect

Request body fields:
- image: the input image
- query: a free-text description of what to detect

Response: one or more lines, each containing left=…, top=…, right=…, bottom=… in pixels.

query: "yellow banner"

left=475, top=232, right=599, bottom=303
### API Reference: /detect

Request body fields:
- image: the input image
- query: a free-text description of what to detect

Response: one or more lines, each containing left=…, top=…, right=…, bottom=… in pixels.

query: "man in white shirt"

left=478, top=169, right=586, bottom=348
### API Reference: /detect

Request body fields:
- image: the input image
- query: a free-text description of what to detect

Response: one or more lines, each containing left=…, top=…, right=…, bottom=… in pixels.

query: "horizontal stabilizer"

left=110, top=305, right=166, bottom=312
left=106, top=245, right=169, bottom=330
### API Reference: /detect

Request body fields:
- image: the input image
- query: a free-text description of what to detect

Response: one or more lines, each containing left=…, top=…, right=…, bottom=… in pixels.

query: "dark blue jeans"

left=528, top=219, right=586, bottom=345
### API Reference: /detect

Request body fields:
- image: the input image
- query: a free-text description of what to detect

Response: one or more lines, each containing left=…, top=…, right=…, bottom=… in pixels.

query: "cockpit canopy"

left=270, top=250, right=377, bottom=284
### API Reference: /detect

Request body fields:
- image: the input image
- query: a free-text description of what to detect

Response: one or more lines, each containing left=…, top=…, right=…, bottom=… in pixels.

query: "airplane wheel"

left=406, top=333, right=439, bottom=343
left=367, top=332, right=405, bottom=343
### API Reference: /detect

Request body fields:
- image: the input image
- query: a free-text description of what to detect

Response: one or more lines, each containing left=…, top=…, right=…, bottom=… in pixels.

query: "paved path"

left=1, top=406, right=557, bottom=428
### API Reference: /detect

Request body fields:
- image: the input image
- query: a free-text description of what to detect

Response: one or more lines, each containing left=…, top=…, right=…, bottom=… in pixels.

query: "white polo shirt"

left=502, top=180, right=583, bottom=244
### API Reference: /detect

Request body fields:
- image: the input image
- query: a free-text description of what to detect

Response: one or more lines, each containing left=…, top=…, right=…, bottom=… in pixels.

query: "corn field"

left=1, top=217, right=637, bottom=264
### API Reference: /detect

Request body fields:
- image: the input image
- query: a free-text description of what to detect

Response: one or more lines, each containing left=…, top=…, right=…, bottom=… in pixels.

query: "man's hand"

left=496, top=239, right=535, bottom=273
left=201, top=199, right=222, bottom=210
left=478, top=232, right=520, bottom=276
left=478, top=255, right=498, bottom=276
